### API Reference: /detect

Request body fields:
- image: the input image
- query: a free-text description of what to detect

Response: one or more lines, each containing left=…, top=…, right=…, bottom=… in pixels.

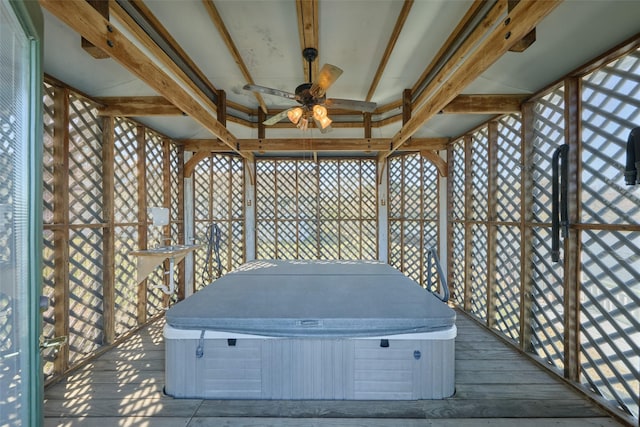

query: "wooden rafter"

left=202, top=0, right=269, bottom=115
left=411, top=0, right=487, bottom=99
left=40, top=0, right=240, bottom=155
left=381, top=0, right=562, bottom=159
left=125, top=0, right=221, bottom=100
left=296, top=0, right=319, bottom=80
left=95, top=96, right=182, bottom=116
left=366, top=0, right=414, bottom=102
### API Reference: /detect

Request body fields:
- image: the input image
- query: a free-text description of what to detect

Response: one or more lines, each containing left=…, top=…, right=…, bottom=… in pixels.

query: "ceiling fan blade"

left=263, top=108, right=293, bottom=126
left=325, top=98, right=377, bottom=113
left=243, top=84, right=296, bottom=100
left=310, top=64, right=343, bottom=98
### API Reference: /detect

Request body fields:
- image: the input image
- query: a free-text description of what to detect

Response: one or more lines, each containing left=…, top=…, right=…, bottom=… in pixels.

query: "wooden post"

left=136, top=125, right=147, bottom=324
left=102, top=116, right=115, bottom=344
left=162, top=138, right=172, bottom=307
left=563, top=77, right=582, bottom=382
left=463, top=135, right=473, bottom=312
left=486, top=121, right=499, bottom=328
left=176, top=146, right=186, bottom=301
left=363, top=112, right=372, bottom=139
left=446, top=143, right=455, bottom=302
left=52, top=86, right=70, bottom=374
left=519, top=102, right=535, bottom=352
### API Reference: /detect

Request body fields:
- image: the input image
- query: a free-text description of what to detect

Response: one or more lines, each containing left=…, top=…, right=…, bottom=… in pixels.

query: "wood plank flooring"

left=43, top=311, right=624, bottom=426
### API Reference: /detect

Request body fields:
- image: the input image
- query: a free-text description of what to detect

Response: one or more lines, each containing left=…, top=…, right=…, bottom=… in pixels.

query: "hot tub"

left=164, top=260, right=456, bottom=400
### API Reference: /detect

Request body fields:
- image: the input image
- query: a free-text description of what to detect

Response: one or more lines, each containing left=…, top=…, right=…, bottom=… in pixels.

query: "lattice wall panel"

left=450, top=139, right=465, bottom=220
left=471, top=127, right=489, bottom=221
left=41, top=229, right=56, bottom=378
left=256, top=160, right=276, bottom=220
left=580, top=230, right=639, bottom=418
left=319, top=161, right=339, bottom=220
left=388, top=157, right=403, bottom=219
left=318, top=220, right=339, bottom=259
left=170, top=143, right=182, bottom=232
left=68, top=94, right=103, bottom=224
left=450, top=221, right=466, bottom=306
left=581, top=50, right=639, bottom=419
left=193, top=154, right=244, bottom=286
left=493, top=225, right=521, bottom=341
left=581, top=49, right=640, bottom=226
left=43, top=83, right=55, bottom=225
left=114, top=226, right=138, bottom=336
left=388, top=220, right=402, bottom=272
left=144, top=131, right=166, bottom=316
left=532, top=87, right=565, bottom=223
left=388, top=153, right=439, bottom=288
left=496, top=115, right=522, bottom=223
left=530, top=227, right=565, bottom=370
left=113, top=117, right=139, bottom=224
left=422, top=221, right=439, bottom=292
left=67, top=228, right=104, bottom=364
left=469, top=223, right=488, bottom=321
left=255, top=159, right=377, bottom=260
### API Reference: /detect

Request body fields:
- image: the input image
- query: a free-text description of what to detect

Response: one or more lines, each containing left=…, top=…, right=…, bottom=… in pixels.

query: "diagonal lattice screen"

left=492, top=115, right=522, bottom=341
left=530, top=86, right=566, bottom=370
left=41, top=83, right=56, bottom=379
left=388, top=153, right=440, bottom=290
left=449, top=139, right=466, bottom=306
left=65, top=95, right=105, bottom=364
left=468, top=127, right=489, bottom=321
left=580, top=49, right=640, bottom=418
left=113, top=118, right=139, bottom=336
left=193, top=154, right=245, bottom=289
left=256, top=159, right=377, bottom=260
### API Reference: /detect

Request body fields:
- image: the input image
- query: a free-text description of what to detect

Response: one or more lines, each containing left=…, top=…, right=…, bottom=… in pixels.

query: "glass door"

left=0, top=1, right=43, bottom=426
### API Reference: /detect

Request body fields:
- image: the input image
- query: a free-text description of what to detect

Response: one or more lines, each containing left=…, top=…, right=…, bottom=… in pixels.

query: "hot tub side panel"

left=164, top=333, right=455, bottom=400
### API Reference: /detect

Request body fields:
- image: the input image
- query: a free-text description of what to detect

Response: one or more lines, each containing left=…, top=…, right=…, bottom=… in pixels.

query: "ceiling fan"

left=243, top=48, right=376, bottom=133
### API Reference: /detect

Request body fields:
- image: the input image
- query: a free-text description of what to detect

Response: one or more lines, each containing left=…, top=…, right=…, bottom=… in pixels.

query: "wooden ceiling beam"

left=366, top=0, right=413, bottom=102
left=126, top=0, right=220, bottom=99
left=440, top=94, right=527, bottom=114
left=95, top=96, right=182, bottom=116
left=296, top=0, right=319, bottom=80
left=202, top=0, right=268, bottom=115
left=180, top=137, right=449, bottom=153
left=40, top=0, right=239, bottom=155
left=81, top=0, right=110, bottom=59
left=383, top=0, right=561, bottom=158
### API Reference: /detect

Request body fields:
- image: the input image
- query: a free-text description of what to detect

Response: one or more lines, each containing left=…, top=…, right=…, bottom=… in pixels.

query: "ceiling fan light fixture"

left=312, top=105, right=332, bottom=129
left=297, top=116, right=309, bottom=131
left=287, top=107, right=304, bottom=124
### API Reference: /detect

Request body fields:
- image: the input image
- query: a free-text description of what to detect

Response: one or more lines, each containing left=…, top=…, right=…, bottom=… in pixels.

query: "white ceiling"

left=42, top=0, right=640, bottom=143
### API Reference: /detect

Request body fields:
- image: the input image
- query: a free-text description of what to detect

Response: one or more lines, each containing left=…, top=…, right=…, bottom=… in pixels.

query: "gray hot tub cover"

left=165, top=260, right=456, bottom=337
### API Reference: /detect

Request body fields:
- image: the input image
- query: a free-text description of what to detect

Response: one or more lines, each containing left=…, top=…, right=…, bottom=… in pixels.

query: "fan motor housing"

left=295, top=82, right=325, bottom=107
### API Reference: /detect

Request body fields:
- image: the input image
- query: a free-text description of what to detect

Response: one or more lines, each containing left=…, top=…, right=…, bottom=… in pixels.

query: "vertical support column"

left=463, top=135, right=473, bottom=312
left=175, top=146, right=186, bottom=300
left=183, top=151, right=195, bottom=298
left=136, top=125, right=147, bottom=324
left=446, top=143, right=455, bottom=301
left=438, top=149, right=448, bottom=292
left=52, top=86, right=70, bottom=374
left=102, top=116, right=115, bottom=344
left=162, top=138, right=172, bottom=306
left=486, top=121, right=499, bottom=328
left=245, top=158, right=256, bottom=261
left=519, top=102, right=535, bottom=352
left=563, top=77, right=582, bottom=382
left=377, top=157, right=388, bottom=263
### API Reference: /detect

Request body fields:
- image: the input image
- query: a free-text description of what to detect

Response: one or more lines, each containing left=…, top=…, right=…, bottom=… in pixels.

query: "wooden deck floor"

left=44, top=311, right=623, bottom=426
